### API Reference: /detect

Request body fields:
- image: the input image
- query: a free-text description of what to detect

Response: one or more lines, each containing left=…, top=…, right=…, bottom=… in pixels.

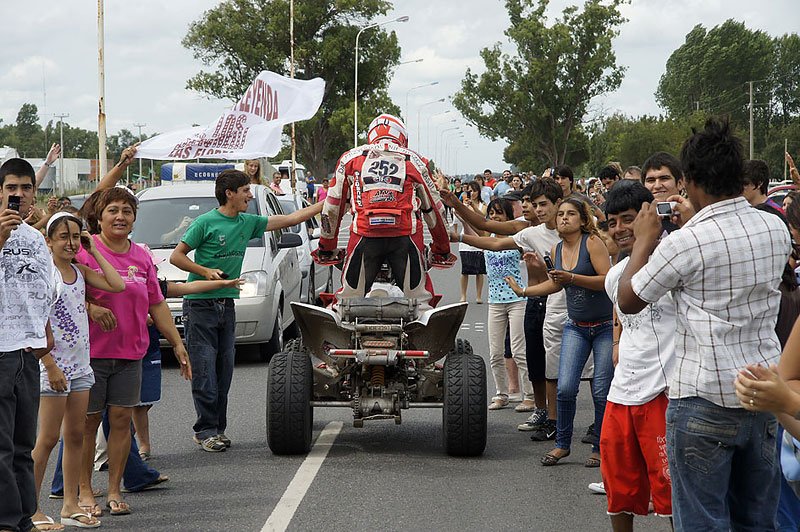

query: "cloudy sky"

left=1, top=0, right=794, bottom=174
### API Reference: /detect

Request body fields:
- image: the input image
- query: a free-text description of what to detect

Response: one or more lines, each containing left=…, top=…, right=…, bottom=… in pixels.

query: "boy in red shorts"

left=601, top=181, right=676, bottom=529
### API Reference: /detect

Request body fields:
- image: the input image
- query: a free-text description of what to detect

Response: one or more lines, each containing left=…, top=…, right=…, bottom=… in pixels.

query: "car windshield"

left=277, top=198, right=301, bottom=234
left=130, top=197, right=260, bottom=249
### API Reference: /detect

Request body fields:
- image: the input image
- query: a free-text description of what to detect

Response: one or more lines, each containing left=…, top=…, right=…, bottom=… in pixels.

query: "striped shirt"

left=631, top=197, right=790, bottom=408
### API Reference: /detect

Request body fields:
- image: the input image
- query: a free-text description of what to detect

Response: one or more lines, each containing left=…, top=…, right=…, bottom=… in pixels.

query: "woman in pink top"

left=75, top=188, right=190, bottom=517
left=315, top=177, right=329, bottom=203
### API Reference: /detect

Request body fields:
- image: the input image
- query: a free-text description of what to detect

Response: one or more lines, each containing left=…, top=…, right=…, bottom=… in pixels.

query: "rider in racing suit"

left=316, top=113, right=455, bottom=307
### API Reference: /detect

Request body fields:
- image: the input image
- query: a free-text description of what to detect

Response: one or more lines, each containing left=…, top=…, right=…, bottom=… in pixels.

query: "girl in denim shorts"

left=29, top=212, right=125, bottom=530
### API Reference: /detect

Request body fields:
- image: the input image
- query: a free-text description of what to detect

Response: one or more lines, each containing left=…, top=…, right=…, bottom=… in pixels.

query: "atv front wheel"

left=267, top=344, right=313, bottom=455
left=442, top=339, right=487, bottom=456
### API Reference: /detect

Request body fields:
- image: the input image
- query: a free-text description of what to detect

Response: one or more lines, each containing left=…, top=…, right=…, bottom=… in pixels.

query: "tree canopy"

left=654, top=20, right=800, bottom=175
left=182, top=0, right=403, bottom=178
left=453, top=0, right=627, bottom=170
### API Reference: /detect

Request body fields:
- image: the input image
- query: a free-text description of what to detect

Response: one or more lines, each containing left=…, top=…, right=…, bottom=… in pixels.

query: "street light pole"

left=436, top=126, right=459, bottom=163
left=426, top=110, right=451, bottom=153
left=354, top=15, right=409, bottom=147
left=430, top=117, right=455, bottom=156
left=404, top=81, right=438, bottom=123
left=443, top=132, right=463, bottom=172
left=133, top=122, right=146, bottom=184
left=416, top=98, right=444, bottom=148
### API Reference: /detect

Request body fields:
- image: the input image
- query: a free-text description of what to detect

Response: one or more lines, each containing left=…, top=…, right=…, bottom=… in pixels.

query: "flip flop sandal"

left=32, top=516, right=64, bottom=531
left=60, top=513, right=101, bottom=529
left=584, top=456, right=601, bottom=468
left=78, top=505, right=102, bottom=518
left=105, top=500, right=131, bottom=516
left=540, top=450, right=570, bottom=466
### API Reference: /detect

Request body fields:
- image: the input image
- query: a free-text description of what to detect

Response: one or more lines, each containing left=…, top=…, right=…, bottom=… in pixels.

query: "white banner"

left=135, top=71, right=325, bottom=160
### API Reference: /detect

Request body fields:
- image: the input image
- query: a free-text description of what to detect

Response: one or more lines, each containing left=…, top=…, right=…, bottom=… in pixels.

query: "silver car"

left=276, top=194, right=333, bottom=304
left=130, top=183, right=303, bottom=360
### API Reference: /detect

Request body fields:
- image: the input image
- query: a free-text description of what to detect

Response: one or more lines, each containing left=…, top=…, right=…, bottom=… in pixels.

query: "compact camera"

left=656, top=201, right=677, bottom=218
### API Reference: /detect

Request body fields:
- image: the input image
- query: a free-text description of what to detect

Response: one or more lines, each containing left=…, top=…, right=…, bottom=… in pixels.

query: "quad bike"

left=266, top=263, right=487, bottom=457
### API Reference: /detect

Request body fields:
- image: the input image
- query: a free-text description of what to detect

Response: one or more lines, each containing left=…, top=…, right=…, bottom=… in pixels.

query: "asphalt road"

left=38, top=236, right=673, bottom=532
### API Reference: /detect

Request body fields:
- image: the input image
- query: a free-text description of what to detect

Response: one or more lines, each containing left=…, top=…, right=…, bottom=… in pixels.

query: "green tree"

left=656, top=21, right=774, bottom=122
left=452, top=0, right=627, bottom=169
left=14, top=103, right=44, bottom=157
left=582, top=113, right=714, bottom=175
left=182, top=0, right=402, bottom=178
left=772, top=34, right=800, bottom=127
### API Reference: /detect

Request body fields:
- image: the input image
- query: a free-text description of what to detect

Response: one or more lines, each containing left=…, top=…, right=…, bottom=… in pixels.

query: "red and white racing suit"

left=319, top=141, right=451, bottom=306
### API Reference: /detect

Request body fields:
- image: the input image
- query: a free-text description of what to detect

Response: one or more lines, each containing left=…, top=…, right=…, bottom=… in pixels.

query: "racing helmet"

left=367, top=114, right=408, bottom=147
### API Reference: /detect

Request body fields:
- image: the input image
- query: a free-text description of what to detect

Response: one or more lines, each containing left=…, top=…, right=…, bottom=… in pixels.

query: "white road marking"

left=261, top=421, right=343, bottom=532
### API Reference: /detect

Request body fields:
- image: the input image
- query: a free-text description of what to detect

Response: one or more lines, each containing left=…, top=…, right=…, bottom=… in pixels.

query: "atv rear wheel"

left=443, top=339, right=487, bottom=457
left=267, top=343, right=313, bottom=455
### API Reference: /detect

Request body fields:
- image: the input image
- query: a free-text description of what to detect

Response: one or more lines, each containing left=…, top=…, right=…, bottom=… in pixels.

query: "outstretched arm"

left=96, top=144, right=139, bottom=191
left=35, top=144, right=61, bottom=188
left=441, top=188, right=527, bottom=235
left=453, top=231, right=519, bottom=252
left=266, top=201, right=323, bottom=232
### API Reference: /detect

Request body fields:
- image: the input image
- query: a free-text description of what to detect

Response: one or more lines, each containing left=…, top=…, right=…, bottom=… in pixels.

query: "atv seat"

left=338, top=297, right=418, bottom=322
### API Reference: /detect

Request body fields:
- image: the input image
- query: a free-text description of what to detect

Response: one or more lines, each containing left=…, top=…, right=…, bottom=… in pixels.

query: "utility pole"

left=290, top=0, right=297, bottom=193
left=97, top=0, right=108, bottom=176
left=133, top=122, right=146, bottom=185
left=54, top=113, right=69, bottom=196
left=749, top=81, right=754, bottom=160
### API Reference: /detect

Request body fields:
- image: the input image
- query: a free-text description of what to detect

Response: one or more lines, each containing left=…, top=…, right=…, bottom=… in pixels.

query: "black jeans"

left=0, top=350, right=39, bottom=532
left=524, top=297, right=547, bottom=382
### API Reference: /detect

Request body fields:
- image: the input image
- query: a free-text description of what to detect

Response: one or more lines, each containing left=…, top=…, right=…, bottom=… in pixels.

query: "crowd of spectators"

left=440, top=117, right=800, bottom=531
left=5, top=114, right=800, bottom=532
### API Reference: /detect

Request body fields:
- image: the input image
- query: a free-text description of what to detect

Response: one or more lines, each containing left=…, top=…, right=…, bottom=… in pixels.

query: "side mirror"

left=311, top=227, right=321, bottom=240
left=277, top=232, right=303, bottom=249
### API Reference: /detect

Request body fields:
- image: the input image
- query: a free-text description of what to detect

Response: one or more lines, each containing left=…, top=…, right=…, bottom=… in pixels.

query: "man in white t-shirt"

left=0, top=158, right=58, bottom=532
left=600, top=180, right=676, bottom=529
left=442, top=178, right=567, bottom=439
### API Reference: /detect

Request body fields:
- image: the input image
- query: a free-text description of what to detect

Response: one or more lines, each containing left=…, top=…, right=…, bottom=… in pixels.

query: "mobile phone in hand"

left=220, top=272, right=230, bottom=279
left=543, top=253, right=555, bottom=271
left=7, top=195, right=20, bottom=212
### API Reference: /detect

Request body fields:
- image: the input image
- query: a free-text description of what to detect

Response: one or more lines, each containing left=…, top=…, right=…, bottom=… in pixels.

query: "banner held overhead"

left=136, top=71, right=324, bottom=160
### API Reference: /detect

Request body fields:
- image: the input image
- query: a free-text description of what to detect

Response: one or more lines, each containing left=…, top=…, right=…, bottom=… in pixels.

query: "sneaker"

left=517, top=408, right=548, bottom=431
left=581, top=423, right=597, bottom=445
left=588, top=481, right=606, bottom=495
left=217, top=433, right=232, bottom=448
left=530, top=420, right=556, bottom=441
left=488, top=395, right=510, bottom=410
left=193, top=434, right=226, bottom=452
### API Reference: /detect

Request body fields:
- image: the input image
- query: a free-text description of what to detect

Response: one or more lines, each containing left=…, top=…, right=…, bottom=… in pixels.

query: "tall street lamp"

left=416, top=98, right=444, bottom=148
left=443, top=132, right=464, bottom=170
left=427, top=111, right=452, bottom=153
left=404, top=81, right=438, bottom=123
left=354, top=15, right=409, bottom=147
left=436, top=125, right=459, bottom=162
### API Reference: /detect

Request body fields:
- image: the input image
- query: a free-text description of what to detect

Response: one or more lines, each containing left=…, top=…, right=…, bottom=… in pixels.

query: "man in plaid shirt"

left=618, top=118, right=791, bottom=530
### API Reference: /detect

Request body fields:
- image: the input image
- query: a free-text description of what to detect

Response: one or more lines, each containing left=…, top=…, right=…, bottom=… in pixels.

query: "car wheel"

left=442, top=339, right=487, bottom=457
left=260, top=306, right=284, bottom=363
left=266, top=340, right=313, bottom=455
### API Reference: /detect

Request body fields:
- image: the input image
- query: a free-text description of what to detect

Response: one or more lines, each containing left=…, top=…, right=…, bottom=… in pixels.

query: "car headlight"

left=239, top=270, right=268, bottom=298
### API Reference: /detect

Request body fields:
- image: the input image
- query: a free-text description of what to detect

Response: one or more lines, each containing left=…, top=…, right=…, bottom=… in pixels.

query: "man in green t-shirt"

left=171, top=169, right=322, bottom=452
